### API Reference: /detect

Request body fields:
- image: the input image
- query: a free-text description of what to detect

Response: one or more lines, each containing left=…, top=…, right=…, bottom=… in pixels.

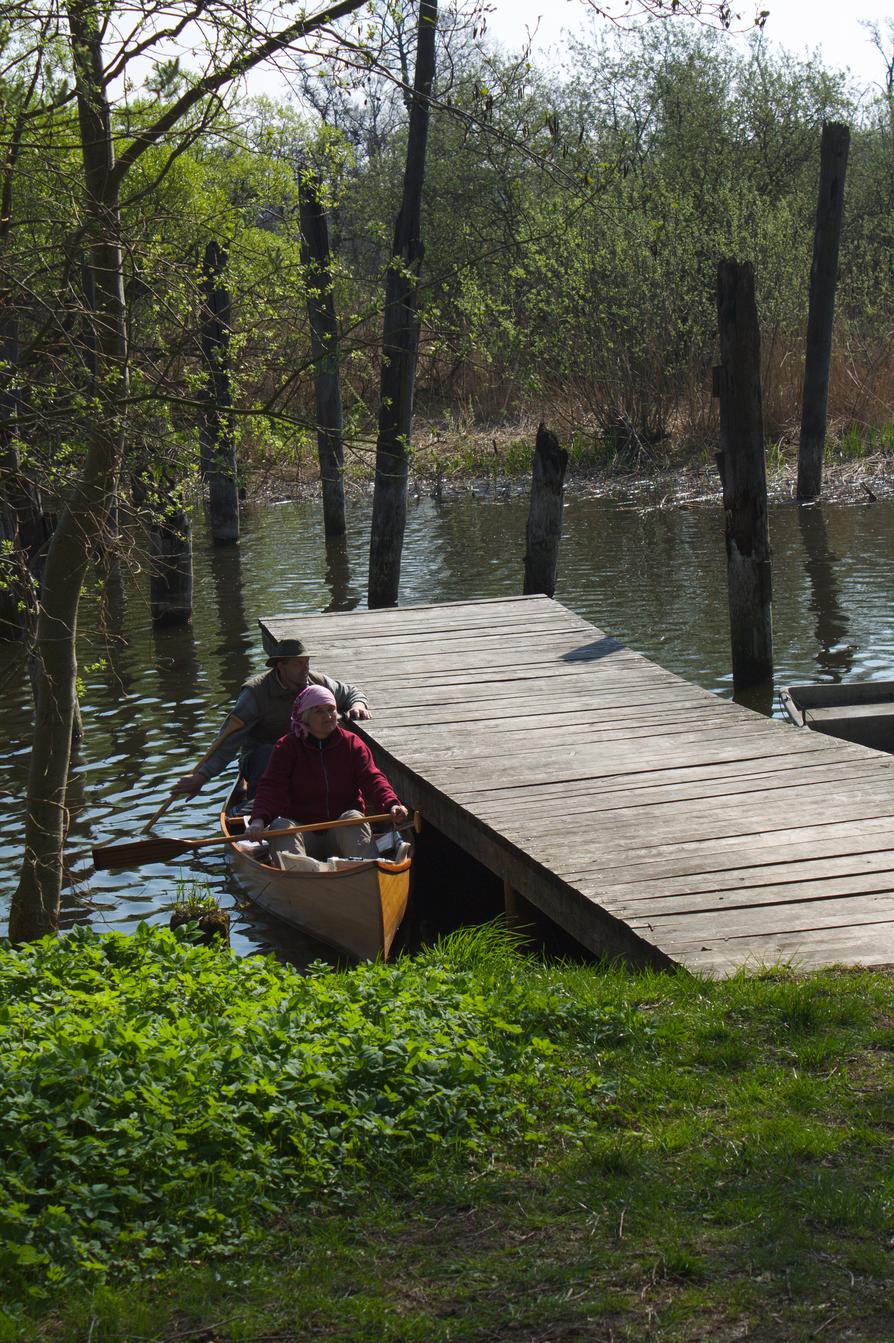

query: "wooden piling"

left=299, top=169, right=346, bottom=539
left=797, top=121, right=850, bottom=502
left=714, top=260, right=773, bottom=692
left=523, top=423, right=568, bottom=598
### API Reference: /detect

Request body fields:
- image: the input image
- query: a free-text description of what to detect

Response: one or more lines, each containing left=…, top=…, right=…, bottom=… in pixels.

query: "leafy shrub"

left=0, top=925, right=620, bottom=1303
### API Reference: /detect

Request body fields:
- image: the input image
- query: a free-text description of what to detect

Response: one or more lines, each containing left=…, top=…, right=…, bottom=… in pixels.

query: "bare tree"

left=8, top=0, right=370, bottom=941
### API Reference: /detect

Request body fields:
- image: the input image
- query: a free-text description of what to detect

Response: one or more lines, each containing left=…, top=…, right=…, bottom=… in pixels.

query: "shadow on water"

left=208, top=537, right=253, bottom=688
left=798, top=503, right=855, bottom=682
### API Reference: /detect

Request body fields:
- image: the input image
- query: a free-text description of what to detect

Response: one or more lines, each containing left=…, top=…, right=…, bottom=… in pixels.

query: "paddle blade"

left=92, top=836, right=193, bottom=869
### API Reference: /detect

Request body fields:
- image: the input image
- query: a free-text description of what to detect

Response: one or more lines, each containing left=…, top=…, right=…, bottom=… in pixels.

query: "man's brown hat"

left=265, top=638, right=310, bottom=666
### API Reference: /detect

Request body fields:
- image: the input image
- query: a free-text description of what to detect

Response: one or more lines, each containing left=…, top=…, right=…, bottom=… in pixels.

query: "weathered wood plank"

left=509, top=792, right=894, bottom=862
left=549, top=814, right=894, bottom=875
left=611, top=863, right=894, bottom=918
left=472, top=752, right=889, bottom=822
left=561, top=833, right=894, bottom=892
left=504, top=772, right=894, bottom=834
left=471, top=762, right=893, bottom=829
left=673, top=924, right=894, bottom=974
left=405, top=729, right=881, bottom=794
left=630, top=891, right=894, bottom=942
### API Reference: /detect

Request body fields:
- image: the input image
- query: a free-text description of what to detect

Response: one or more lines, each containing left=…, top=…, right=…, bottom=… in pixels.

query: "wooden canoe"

left=780, top=680, right=894, bottom=754
left=220, top=781, right=413, bottom=961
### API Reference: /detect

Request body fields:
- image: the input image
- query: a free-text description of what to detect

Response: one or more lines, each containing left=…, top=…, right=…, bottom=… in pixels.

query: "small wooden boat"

left=780, top=680, right=894, bottom=754
left=220, top=781, right=413, bottom=960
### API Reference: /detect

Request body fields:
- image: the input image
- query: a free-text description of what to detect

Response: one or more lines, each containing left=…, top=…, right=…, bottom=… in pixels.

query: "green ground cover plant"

left=2, top=927, right=893, bottom=1341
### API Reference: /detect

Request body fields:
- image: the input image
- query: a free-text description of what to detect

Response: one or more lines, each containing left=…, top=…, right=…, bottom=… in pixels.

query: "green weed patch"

left=3, top=933, right=894, bottom=1342
left=0, top=925, right=622, bottom=1311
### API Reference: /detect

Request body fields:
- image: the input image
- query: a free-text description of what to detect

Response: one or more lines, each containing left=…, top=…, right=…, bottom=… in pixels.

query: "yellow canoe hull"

left=221, top=792, right=411, bottom=961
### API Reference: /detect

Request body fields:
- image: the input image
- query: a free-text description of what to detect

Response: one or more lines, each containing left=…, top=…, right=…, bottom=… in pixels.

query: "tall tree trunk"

left=796, top=122, right=850, bottom=502
left=299, top=167, right=346, bottom=538
left=368, top=0, right=436, bottom=609
left=200, top=240, right=239, bottom=543
left=9, top=0, right=127, bottom=941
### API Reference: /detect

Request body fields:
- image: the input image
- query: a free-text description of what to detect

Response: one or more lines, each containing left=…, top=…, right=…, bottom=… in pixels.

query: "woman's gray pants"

left=266, top=811, right=376, bottom=865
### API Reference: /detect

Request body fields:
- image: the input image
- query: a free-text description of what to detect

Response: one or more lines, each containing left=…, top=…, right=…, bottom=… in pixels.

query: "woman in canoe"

left=245, top=685, right=408, bottom=866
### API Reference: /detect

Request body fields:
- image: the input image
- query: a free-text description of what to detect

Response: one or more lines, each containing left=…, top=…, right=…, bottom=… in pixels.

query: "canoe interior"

left=781, top=681, right=894, bottom=753
left=221, top=785, right=412, bottom=961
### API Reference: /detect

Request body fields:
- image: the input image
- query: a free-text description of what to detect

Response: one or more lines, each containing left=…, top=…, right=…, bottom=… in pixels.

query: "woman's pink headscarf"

left=291, top=684, right=338, bottom=739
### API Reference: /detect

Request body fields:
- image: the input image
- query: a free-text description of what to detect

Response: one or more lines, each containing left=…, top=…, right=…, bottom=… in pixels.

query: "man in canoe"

left=245, top=684, right=408, bottom=865
left=172, top=638, right=371, bottom=796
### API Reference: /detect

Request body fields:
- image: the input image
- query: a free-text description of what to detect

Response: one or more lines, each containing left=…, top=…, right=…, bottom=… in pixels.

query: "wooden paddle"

left=140, top=713, right=246, bottom=834
left=94, top=812, right=396, bottom=870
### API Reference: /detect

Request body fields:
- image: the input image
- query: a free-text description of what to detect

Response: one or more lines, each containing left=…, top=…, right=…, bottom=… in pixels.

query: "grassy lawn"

left=2, top=929, right=892, bottom=1343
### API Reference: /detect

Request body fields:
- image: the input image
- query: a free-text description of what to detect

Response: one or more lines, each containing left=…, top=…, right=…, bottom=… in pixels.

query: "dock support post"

left=797, top=121, right=850, bottom=503
left=523, top=423, right=568, bottom=597
left=503, top=880, right=536, bottom=946
left=714, top=260, right=773, bottom=692
left=299, top=166, right=347, bottom=540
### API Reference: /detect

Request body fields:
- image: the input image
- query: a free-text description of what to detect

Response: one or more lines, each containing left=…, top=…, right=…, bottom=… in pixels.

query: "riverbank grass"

left=1, top=926, right=892, bottom=1341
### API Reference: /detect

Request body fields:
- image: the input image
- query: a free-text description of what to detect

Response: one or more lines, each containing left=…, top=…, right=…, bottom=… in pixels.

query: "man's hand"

left=246, top=818, right=266, bottom=841
left=172, top=772, right=207, bottom=796
left=390, top=804, right=409, bottom=825
left=347, top=703, right=372, bottom=720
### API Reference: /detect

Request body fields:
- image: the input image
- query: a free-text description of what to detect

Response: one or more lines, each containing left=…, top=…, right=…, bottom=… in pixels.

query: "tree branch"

left=110, top=0, right=370, bottom=188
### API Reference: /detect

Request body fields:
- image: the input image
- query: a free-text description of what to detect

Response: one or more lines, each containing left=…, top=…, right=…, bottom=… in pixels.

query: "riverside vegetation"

left=7, top=20, right=894, bottom=503
left=1, top=925, right=892, bottom=1342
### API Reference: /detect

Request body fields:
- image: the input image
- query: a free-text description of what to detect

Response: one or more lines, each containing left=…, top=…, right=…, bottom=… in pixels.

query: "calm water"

left=2, top=489, right=893, bottom=955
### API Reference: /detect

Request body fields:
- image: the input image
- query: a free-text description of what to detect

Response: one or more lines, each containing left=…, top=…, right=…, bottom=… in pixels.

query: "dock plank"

left=263, top=596, right=894, bottom=975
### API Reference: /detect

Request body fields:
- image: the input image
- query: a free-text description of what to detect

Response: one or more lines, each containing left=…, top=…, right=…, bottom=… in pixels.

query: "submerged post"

left=797, top=121, right=850, bottom=502
left=714, top=260, right=773, bottom=691
left=523, top=423, right=568, bottom=598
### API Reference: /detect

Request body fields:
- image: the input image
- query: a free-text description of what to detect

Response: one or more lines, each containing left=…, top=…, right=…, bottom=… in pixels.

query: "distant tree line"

left=5, top=17, right=892, bottom=551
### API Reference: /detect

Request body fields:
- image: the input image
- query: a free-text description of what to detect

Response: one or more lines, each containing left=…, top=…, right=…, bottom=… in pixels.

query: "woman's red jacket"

left=250, top=725, right=400, bottom=825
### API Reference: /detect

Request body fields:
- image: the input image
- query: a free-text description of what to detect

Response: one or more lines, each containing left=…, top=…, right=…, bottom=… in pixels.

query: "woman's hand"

left=390, top=804, right=409, bottom=825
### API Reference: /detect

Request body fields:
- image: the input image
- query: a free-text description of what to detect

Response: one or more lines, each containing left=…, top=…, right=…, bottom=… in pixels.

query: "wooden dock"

left=262, top=596, right=894, bottom=975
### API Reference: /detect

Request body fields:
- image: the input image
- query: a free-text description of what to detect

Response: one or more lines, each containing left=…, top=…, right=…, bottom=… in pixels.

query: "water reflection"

left=323, top=535, right=361, bottom=612
left=2, top=493, right=893, bottom=955
left=797, top=503, right=855, bottom=681
left=208, top=539, right=253, bottom=688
